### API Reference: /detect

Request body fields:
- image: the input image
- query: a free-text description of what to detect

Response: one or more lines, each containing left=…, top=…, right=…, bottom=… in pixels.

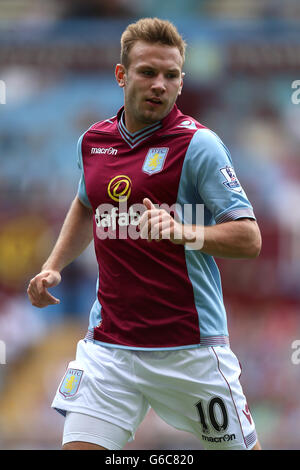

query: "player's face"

left=116, top=41, right=184, bottom=133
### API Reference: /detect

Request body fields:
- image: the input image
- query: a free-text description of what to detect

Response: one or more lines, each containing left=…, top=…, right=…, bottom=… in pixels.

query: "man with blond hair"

left=27, top=18, right=262, bottom=450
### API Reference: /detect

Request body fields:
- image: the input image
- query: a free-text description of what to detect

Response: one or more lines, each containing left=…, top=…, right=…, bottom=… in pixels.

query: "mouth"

left=145, top=97, right=163, bottom=107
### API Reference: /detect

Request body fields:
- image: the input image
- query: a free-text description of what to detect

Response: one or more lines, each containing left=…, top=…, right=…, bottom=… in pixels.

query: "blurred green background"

left=0, top=0, right=300, bottom=450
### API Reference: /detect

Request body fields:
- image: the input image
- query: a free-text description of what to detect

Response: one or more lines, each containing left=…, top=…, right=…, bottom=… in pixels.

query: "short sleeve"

left=185, top=129, right=255, bottom=223
left=76, top=133, right=92, bottom=209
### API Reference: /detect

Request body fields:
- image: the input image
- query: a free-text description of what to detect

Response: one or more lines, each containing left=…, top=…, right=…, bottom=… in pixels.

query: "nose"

left=151, top=74, right=166, bottom=94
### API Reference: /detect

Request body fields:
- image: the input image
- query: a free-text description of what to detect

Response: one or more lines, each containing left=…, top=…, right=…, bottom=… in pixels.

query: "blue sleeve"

left=185, top=128, right=255, bottom=223
left=76, top=133, right=92, bottom=209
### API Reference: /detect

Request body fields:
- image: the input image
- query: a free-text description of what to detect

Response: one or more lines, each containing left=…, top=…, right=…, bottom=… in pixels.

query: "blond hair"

left=120, top=17, right=186, bottom=69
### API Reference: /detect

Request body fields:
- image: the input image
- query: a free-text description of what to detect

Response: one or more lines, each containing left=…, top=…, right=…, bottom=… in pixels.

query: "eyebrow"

left=137, top=65, right=181, bottom=73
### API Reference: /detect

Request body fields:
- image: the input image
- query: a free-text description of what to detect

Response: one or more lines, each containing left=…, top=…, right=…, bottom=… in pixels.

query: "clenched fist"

left=139, top=198, right=196, bottom=244
left=27, top=270, right=61, bottom=308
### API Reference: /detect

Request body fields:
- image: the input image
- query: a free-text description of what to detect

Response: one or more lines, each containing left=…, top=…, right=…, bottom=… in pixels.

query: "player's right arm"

left=27, top=195, right=93, bottom=308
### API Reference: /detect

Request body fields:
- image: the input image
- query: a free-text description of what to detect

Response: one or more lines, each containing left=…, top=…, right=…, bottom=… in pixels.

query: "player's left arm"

left=139, top=126, right=263, bottom=259
left=186, top=217, right=261, bottom=258
left=139, top=198, right=261, bottom=259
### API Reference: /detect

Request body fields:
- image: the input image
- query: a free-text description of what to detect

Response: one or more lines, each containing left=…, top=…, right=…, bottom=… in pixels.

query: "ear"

left=115, top=64, right=126, bottom=88
left=178, top=72, right=185, bottom=96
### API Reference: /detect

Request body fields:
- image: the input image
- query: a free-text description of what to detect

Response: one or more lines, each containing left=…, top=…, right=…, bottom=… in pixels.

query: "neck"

left=123, top=111, right=160, bottom=134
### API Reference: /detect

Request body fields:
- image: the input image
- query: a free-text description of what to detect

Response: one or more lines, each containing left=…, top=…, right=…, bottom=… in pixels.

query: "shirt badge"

left=142, top=147, right=169, bottom=175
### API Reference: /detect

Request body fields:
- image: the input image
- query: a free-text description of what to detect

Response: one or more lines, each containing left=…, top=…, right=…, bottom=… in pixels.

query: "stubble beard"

left=132, top=97, right=175, bottom=127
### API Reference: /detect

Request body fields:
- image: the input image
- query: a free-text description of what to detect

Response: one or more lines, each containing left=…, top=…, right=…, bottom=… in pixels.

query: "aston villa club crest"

left=59, top=368, right=83, bottom=398
left=142, top=147, right=169, bottom=175
left=220, top=166, right=242, bottom=192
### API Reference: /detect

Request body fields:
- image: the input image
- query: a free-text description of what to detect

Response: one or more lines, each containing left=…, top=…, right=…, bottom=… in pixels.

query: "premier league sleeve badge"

left=220, top=166, right=243, bottom=192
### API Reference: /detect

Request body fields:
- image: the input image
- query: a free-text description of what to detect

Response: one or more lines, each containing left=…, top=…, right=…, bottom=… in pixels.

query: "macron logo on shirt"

left=91, top=147, right=118, bottom=156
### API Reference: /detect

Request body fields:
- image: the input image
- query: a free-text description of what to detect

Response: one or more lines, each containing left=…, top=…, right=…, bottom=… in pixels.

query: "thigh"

left=51, top=340, right=150, bottom=445
left=135, top=346, right=258, bottom=450
left=62, top=411, right=132, bottom=450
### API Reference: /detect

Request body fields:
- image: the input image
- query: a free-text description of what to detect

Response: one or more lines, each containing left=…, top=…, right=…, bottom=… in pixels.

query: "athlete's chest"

left=82, top=131, right=191, bottom=208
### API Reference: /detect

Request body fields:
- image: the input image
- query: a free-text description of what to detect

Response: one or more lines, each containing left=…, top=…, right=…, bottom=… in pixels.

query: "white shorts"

left=51, top=339, right=257, bottom=450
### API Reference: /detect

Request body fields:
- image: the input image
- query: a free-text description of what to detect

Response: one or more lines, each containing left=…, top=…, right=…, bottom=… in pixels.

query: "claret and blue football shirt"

left=77, top=104, right=255, bottom=350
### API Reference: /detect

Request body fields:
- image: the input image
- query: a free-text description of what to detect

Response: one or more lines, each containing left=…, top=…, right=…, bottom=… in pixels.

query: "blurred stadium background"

left=0, top=0, right=300, bottom=450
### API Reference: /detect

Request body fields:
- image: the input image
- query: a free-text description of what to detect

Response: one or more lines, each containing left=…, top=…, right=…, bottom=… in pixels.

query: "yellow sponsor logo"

left=107, top=175, right=132, bottom=202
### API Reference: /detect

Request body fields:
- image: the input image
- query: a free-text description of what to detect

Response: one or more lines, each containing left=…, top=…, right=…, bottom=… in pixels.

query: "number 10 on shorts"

left=195, top=397, right=229, bottom=434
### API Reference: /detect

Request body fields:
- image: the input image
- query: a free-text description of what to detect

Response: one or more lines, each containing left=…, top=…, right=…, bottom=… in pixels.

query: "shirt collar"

left=116, top=104, right=181, bottom=147
left=117, top=107, right=162, bottom=148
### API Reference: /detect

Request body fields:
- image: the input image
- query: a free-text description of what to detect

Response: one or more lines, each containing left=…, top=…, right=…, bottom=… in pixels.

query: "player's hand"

left=27, top=270, right=61, bottom=308
left=139, top=198, right=196, bottom=245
